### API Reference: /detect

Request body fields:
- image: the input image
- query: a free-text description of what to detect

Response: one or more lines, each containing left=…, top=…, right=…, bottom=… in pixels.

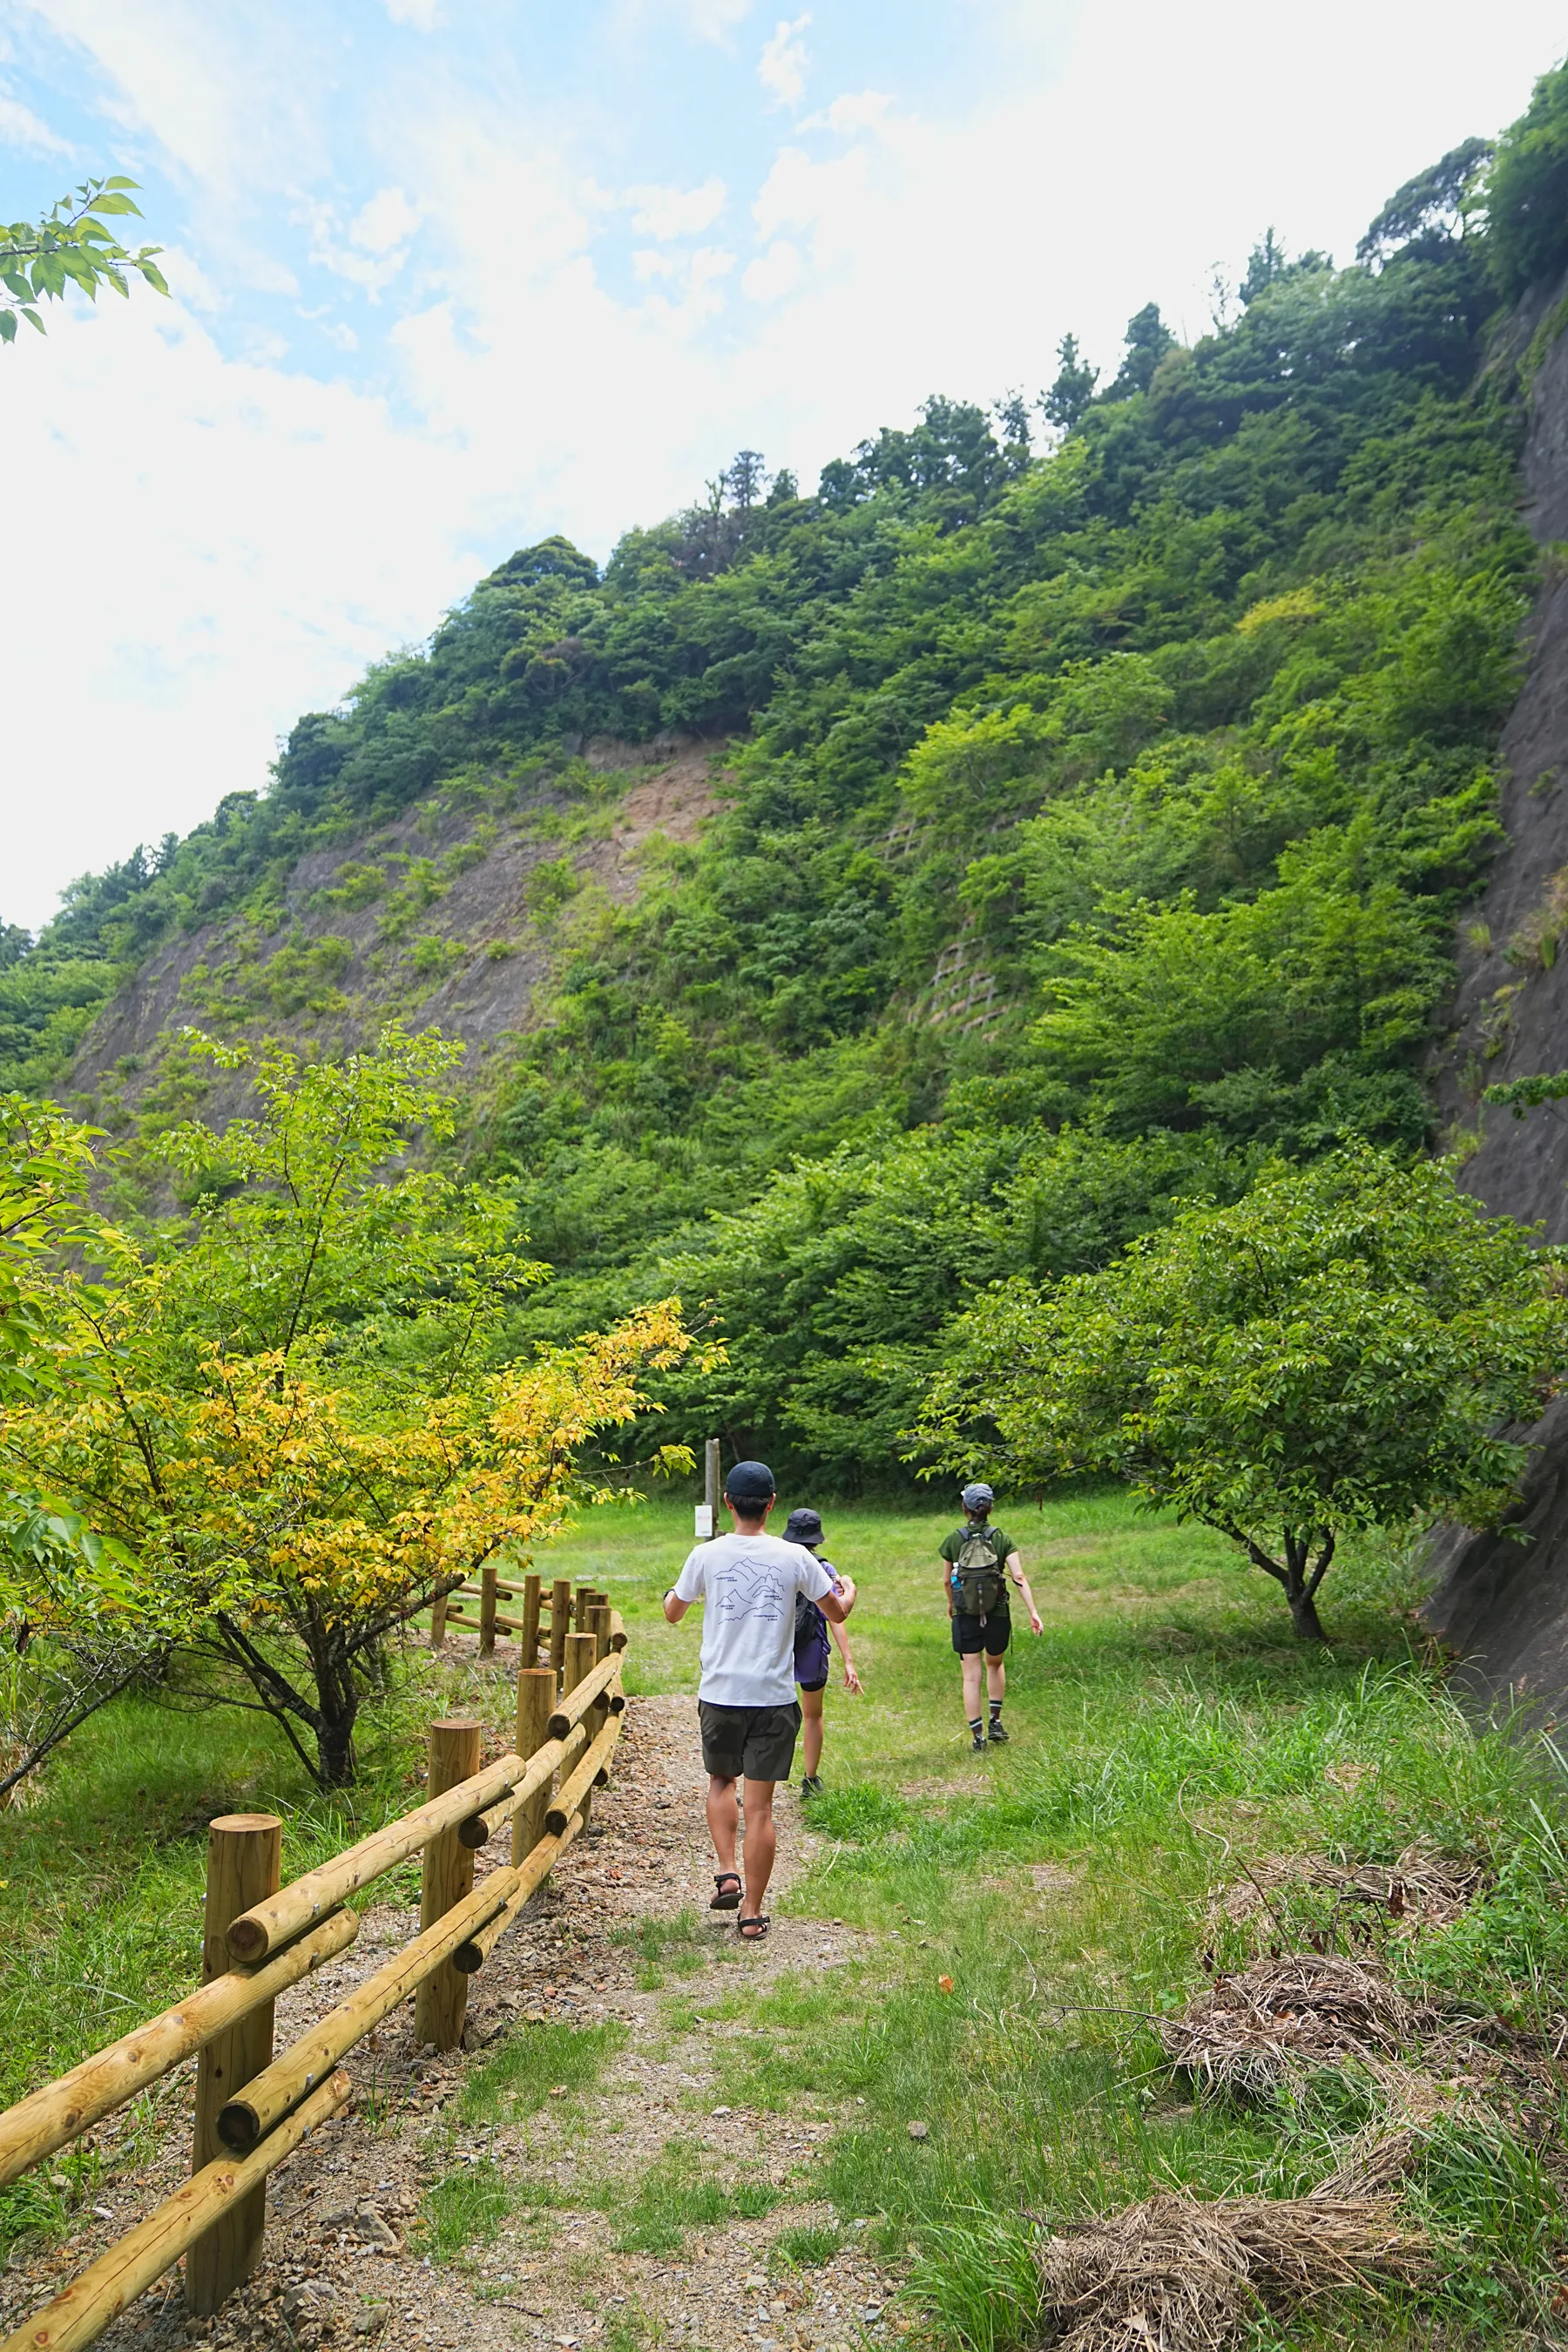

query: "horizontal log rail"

left=0, top=2072, right=354, bottom=2352
left=0, top=1907, right=358, bottom=2193
left=0, top=1575, right=632, bottom=2352
left=225, top=1749, right=526, bottom=1963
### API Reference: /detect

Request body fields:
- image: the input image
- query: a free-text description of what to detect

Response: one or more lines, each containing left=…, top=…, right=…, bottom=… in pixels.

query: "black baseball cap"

left=784, top=1507, right=823, bottom=1545
left=724, top=1459, right=776, bottom=1506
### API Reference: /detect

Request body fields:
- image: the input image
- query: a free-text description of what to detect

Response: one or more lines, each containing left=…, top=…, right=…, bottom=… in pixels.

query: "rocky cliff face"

left=1426, top=270, right=1568, bottom=1704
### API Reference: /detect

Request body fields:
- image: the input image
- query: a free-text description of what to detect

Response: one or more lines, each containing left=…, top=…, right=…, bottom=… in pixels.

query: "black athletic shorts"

left=698, top=1700, right=802, bottom=1783
left=951, top=1609, right=1010, bottom=1657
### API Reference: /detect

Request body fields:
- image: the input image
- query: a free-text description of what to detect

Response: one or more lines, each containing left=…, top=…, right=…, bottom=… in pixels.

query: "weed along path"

left=8, top=1494, right=1568, bottom=2351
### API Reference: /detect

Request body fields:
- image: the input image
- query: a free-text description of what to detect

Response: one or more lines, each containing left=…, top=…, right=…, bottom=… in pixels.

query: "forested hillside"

left=7, top=62, right=1568, bottom=1486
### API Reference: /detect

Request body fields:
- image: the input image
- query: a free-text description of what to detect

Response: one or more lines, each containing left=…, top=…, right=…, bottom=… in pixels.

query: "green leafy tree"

left=1356, top=139, right=1492, bottom=267
left=1040, top=333, right=1098, bottom=431
left=2, top=176, right=166, bottom=345
left=1487, top=56, right=1568, bottom=299
left=914, top=1146, right=1568, bottom=1639
left=1106, top=302, right=1175, bottom=398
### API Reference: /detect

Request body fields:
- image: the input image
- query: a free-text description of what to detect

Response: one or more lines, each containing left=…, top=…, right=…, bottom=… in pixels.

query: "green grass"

left=457, top=2019, right=627, bottom=2126
left=420, top=2158, right=514, bottom=2261
left=5, top=1487, right=1568, bottom=2346
left=587, top=2142, right=783, bottom=2254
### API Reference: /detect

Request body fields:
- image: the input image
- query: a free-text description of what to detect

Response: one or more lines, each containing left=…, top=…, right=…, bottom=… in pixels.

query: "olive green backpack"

left=950, top=1523, right=1004, bottom=1618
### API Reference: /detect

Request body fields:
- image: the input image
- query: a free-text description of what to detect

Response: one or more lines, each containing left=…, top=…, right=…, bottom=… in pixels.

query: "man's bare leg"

left=740, top=1776, right=777, bottom=1927
left=986, top=1653, right=1006, bottom=1707
left=707, top=1773, right=740, bottom=1879
left=961, top=1650, right=983, bottom=1726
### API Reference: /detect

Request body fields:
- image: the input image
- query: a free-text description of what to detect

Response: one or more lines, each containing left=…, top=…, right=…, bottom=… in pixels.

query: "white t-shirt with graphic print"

left=674, top=1532, right=836, bottom=1708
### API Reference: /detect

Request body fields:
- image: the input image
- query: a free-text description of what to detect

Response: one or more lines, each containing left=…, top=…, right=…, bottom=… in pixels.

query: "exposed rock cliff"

left=1426, top=271, right=1568, bottom=1703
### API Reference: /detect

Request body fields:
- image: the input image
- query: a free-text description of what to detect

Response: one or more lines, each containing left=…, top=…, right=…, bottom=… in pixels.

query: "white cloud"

left=757, top=12, right=809, bottom=106
left=8, top=0, right=1568, bottom=935
left=626, top=178, right=727, bottom=239
left=801, top=89, right=891, bottom=134
left=741, top=236, right=802, bottom=301
left=351, top=185, right=422, bottom=254
left=382, top=0, right=440, bottom=24
left=0, top=89, right=71, bottom=152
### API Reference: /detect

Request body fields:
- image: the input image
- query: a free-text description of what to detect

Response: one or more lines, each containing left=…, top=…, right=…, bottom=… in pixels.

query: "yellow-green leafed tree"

left=2, top=1029, right=698, bottom=1784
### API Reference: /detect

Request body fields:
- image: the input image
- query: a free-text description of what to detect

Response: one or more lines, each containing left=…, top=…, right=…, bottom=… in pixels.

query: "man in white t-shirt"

left=664, top=1457, right=855, bottom=1942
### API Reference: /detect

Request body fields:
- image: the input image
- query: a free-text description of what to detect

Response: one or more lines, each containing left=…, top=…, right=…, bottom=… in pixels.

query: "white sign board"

left=694, top=1504, right=714, bottom=1540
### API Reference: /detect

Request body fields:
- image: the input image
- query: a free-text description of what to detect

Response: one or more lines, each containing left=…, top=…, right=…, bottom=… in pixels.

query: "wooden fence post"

left=549, top=1579, right=571, bottom=1687
left=186, top=1814, right=282, bottom=2316
left=479, top=1564, right=499, bottom=1658
left=521, top=1572, right=542, bottom=1665
left=512, top=1668, right=556, bottom=1869
left=413, top=1718, right=481, bottom=2052
left=429, top=1591, right=449, bottom=1652
left=705, top=1436, right=721, bottom=1536
left=563, top=1636, right=598, bottom=1831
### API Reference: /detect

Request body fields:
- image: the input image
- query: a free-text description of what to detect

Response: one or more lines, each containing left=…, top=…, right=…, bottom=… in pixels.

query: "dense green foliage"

left=916, top=1146, right=1568, bottom=1638
left=1487, top=55, right=1568, bottom=300
left=5, top=71, right=1564, bottom=1482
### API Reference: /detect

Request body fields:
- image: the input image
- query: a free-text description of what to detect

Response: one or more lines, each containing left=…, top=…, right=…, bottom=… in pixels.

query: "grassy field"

left=3, top=1488, right=1566, bottom=2345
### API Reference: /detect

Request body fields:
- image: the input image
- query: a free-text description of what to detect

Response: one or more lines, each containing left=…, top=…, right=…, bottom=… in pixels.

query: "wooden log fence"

left=0, top=1585, right=628, bottom=2352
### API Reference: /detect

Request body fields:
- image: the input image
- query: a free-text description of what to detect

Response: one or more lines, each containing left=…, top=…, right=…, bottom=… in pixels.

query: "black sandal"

left=738, top=1915, right=772, bottom=1940
left=710, top=1871, right=742, bottom=1910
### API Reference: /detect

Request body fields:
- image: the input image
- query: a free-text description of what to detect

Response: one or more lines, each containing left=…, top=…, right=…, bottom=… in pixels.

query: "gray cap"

left=961, top=1482, right=994, bottom=1512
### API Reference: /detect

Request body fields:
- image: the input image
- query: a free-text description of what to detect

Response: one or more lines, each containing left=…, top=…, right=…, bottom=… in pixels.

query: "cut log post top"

left=545, top=1652, right=624, bottom=1740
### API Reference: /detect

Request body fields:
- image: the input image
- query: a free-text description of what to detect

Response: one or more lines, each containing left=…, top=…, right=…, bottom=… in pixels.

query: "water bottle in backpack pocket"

left=951, top=1524, right=1005, bottom=1619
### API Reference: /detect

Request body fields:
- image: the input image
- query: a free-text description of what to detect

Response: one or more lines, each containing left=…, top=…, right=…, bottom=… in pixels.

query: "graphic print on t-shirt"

left=673, top=1531, right=835, bottom=1708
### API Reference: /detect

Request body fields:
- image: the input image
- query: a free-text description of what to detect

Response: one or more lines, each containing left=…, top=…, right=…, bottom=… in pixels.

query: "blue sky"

left=3, top=0, right=1565, bottom=928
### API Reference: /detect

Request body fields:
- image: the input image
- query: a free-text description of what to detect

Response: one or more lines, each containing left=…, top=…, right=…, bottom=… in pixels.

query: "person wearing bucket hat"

left=783, top=1506, right=862, bottom=1797
left=664, top=1460, right=856, bottom=1940
left=940, top=1481, right=1041, bottom=1754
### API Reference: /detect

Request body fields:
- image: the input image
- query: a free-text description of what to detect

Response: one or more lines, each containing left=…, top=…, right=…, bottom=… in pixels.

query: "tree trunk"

left=307, top=1616, right=359, bottom=1788
left=1287, top=1585, right=1327, bottom=1641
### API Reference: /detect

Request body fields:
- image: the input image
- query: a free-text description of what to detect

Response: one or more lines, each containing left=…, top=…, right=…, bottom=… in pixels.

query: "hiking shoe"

left=801, top=1774, right=822, bottom=1796
left=970, top=1732, right=987, bottom=1755
left=988, top=1722, right=1010, bottom=1745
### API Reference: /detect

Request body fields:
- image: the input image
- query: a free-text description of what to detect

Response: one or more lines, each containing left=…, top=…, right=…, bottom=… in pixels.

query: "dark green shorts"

left=698, top=1700, right=802, bottom=1783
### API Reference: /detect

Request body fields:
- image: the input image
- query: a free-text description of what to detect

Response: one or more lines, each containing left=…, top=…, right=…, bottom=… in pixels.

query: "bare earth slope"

left=65, top=737, right=727, bottom=1139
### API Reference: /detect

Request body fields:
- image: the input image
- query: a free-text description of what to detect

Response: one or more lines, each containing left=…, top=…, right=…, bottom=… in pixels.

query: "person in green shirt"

left=939, top=1482, right=1042, bottom=1754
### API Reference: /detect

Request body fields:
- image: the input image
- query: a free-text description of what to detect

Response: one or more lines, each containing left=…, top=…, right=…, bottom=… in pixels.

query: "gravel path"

left=0, top=1693, right=911, bottom=2352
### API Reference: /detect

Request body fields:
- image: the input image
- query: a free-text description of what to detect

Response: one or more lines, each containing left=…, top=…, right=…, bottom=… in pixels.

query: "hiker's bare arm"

left=819, top=1573, right=855, bottom=1624
left=663, top=1589, right=690, bottom=1625
left=829, top=1614, right=862, bottom=1691
left=1008, top=1555, right=1044, bottom=1635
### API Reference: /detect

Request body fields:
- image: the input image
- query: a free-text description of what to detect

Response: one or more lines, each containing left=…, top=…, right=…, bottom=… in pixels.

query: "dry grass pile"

left=1208, top=1843, right=1488, bottom=1944
left=1159, top=1951, right=1435, bottom=2101
left=1035, top=2190, right=1431, bottom=2352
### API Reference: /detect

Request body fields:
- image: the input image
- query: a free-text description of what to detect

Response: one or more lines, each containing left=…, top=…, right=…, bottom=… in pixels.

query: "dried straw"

left=1036, top=2189, right=1431, bottom=2352
left=1159, top=1951, right=1436, bottom=2100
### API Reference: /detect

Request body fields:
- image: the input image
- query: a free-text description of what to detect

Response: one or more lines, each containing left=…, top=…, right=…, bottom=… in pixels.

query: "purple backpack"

left=793, top=1557, right=835, bottom=1687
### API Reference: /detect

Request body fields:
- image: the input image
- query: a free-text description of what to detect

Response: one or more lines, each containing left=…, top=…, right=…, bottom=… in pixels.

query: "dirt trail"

left=0, top=1696, right=907, bottom=2352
